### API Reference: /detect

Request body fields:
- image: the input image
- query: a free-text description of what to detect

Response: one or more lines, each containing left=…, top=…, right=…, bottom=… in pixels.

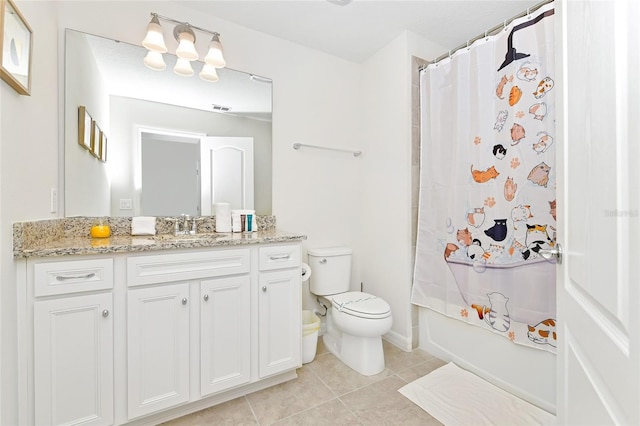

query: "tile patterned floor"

left=162, top=338, right=447, bottom=425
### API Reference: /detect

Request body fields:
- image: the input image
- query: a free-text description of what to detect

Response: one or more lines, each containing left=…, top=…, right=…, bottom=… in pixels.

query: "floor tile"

left=245, top=365, right=334, bottom=425
left=382, top=340, right=435, bottom=373
left=160, top=397, right=257, bottom=426
left=395, top=358, right=448, bottom=384
left=271, top=398, right=359, bottom=426
left=305, top=351, right=392, bottom=396
left=165, top=338, right=446, bottom=426
left=340, top=376, right=442, bottom=426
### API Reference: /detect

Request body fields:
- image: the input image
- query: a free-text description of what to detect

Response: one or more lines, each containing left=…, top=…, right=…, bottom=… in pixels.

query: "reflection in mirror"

left=64, top=29, right=272, bottom=217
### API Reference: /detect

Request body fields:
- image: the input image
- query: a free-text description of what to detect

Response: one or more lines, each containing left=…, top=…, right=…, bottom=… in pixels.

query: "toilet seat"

left=331, top=291, right=391, bottom=319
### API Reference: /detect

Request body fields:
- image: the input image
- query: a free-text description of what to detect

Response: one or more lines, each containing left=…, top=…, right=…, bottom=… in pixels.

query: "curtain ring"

left=503, top=20, right=508, bottom=31
left=448, top=50, right=452, bottom=59
left=466, top=40, right=471, bottom=51
left=484, top=30, right=489, bottom=41
left=527, top=7, right=531, bottom=18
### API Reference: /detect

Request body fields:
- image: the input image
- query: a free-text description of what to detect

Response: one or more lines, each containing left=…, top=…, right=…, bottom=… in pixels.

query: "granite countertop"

left=13, top=216, right=306, bottom=259
left=15, top=229, right=306, bottom=259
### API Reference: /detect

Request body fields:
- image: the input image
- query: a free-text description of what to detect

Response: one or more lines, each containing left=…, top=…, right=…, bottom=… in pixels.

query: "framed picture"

left=0, top=0, right=32, bottom=95
left=99, top=131, right=107, bottom=162
left=91, top=120, right=101, bottom=158
left=78, top=106, right=92, bottom=150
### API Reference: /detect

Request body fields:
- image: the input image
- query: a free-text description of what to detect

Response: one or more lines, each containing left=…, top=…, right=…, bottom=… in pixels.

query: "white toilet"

left=308, top=246, right=392, bottom=376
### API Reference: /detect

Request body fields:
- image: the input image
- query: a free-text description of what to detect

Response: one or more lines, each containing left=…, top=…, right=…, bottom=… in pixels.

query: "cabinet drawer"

left=127, top=248, right=250, bottom=287
left=34, top=258, right=114, bottom=297
left=259, top=244, right=301, bottom=271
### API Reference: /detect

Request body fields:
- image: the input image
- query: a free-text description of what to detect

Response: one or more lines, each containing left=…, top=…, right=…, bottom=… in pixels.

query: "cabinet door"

left=258, top=269, right=301, bottom=377
left=200, top=276, right=251, bottom=396
left=127, top=283, right=190, bottom=419
left=34, top=293, right=113, bottom=426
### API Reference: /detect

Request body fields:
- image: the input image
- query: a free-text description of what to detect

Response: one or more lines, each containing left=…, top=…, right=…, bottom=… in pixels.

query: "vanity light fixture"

left=141, top=13, right=226, bottom=81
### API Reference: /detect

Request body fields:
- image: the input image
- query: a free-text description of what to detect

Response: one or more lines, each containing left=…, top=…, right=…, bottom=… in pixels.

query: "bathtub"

left=444, top=257, right=556, bottom=325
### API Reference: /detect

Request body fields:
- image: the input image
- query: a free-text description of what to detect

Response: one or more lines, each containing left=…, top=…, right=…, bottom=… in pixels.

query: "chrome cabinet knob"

left=182, top=297, right=188, bottom=305
left=203, top=294, right=209, bottom=302
left=102, top=309, right=109, bottom=318
left=262, top=286, right=267, bottom=292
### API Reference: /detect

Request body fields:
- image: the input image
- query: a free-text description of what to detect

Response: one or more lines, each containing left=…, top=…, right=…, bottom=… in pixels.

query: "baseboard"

left=384, top=329, right=412, bottom=352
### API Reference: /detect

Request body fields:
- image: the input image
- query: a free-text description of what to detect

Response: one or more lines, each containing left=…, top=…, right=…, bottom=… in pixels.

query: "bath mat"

left=399, top=363, right=555, bottom=425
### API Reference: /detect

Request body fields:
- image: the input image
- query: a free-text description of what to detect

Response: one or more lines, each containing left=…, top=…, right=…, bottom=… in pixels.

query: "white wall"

left=1, top=3, right=59, bottom=424
left=359, top=30, right=445, bottom=349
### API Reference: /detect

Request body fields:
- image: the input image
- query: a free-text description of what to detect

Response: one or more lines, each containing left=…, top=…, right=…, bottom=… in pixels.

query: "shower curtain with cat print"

left=412, top=3, right=557, bottom=353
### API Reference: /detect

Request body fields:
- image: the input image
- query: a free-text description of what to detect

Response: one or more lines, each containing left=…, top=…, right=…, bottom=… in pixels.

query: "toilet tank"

left=308, top=246, right=352, bottom=296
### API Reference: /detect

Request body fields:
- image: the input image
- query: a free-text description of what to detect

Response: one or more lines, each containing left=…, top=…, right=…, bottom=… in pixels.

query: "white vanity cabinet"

left=29, top=258, right=115, bottom=426
left=126, top=283, right=190, bottom=419
left=18, top=240, right=302, bottom=426
left=200, top=275, right=251, bottom=396
left=258, top=245, right=302, bottom=378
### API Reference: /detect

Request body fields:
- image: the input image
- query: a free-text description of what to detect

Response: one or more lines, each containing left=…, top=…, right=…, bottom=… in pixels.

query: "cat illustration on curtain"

left=472, top=292, right=511, bottom=332
left=484, top=219, right=508, bottom=241
left=527, top=318, right=557, bottom=347
left=533, top=132, right=554, bottom=154
left=467, top=207, right=486, bottom=228
left=522, top=224, right=555, bottom=260
left=471, top=165, right=500, bottom=183
left=527, top=162, right=551, bottom=187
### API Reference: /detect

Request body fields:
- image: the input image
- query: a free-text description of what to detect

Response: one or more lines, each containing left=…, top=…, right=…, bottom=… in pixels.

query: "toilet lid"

left=331, top=291, right=391, bottom=319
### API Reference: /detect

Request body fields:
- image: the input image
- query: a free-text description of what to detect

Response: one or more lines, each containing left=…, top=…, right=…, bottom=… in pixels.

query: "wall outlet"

left=119, top=199, right=132, bottom=210
left=50, top=188, right=58, bottom=213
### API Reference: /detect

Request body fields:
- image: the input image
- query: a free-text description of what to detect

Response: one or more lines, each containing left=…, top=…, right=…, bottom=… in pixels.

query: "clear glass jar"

left=90, top=219, right=111, bottom=238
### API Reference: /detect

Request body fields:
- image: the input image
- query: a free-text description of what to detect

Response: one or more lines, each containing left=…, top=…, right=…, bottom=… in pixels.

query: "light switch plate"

left=119, top=199, right=132, bottom=210
left=50, top=188, right=58, bottom=213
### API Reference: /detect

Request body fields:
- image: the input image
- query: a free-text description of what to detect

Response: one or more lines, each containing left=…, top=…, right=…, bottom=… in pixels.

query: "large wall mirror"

left=64, top=29, right=272, bottom=217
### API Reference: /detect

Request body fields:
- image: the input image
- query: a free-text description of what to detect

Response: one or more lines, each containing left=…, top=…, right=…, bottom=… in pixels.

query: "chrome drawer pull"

left=54, top=272, right=96, bottom=281
left=269, top=254, right=291, bottom=261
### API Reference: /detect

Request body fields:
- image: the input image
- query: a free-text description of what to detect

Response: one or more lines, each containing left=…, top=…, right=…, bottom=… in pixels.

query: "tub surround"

left=12, top=215, right=302, bottom=258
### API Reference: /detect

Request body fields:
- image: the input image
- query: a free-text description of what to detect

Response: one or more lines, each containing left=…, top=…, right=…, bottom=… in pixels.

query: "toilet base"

left=323, top=327, right=385, bottom=376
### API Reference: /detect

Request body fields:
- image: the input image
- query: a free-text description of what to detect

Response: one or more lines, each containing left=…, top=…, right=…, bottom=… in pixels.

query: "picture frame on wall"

left=0, top=0, right=32, bottom=95
left=99, top=131, right=107, bottom=162
left=78, top=106, right=92, bottom=150
left=91, top=120, right=101, bottom=158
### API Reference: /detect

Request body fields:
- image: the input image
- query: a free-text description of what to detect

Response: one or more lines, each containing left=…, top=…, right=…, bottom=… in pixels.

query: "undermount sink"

left=151, top=233, right=229, bottom=242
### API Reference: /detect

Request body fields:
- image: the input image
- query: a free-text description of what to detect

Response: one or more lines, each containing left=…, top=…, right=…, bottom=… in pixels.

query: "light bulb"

left=199, top=63, right=219, bottom=82
left=143, top=51, right=166, bottom=71
left=174, top=25, right=198, bottom=61
left=204, top=34, right=226, bottom=68
left=173, top=57, right=194, bottom=76
left=141, top=16, right=167, bottom=53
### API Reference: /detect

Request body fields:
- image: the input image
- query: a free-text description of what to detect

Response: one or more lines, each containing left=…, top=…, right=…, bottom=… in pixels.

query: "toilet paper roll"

left=301, top=262, right=312, bottom=282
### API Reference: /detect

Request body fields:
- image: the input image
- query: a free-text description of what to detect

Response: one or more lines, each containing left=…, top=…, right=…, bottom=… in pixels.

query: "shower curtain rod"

left=418, top=0, right=553, bottom=71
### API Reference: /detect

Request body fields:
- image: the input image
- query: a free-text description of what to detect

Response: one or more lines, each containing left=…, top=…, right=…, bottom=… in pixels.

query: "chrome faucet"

left=173, top=214, right=198, bottom=235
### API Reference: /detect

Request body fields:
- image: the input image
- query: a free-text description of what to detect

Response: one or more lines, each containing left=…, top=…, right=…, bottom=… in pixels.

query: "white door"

left=141, top=136, right=200, bottom=216
left=200, top=276, right=251, bottom=396
left=34, top=293, right=113, bottom=426
left=127, top=283, right=190, bottom=419
left=200, top=137, right=254, bottom=215
left=557, top=0, right=639, bottom=424
left=258, top=269, right=301, bottom=378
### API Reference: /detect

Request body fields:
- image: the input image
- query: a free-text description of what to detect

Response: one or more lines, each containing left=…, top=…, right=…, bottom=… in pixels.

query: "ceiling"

left=177, top=0, right=542, bottom=63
